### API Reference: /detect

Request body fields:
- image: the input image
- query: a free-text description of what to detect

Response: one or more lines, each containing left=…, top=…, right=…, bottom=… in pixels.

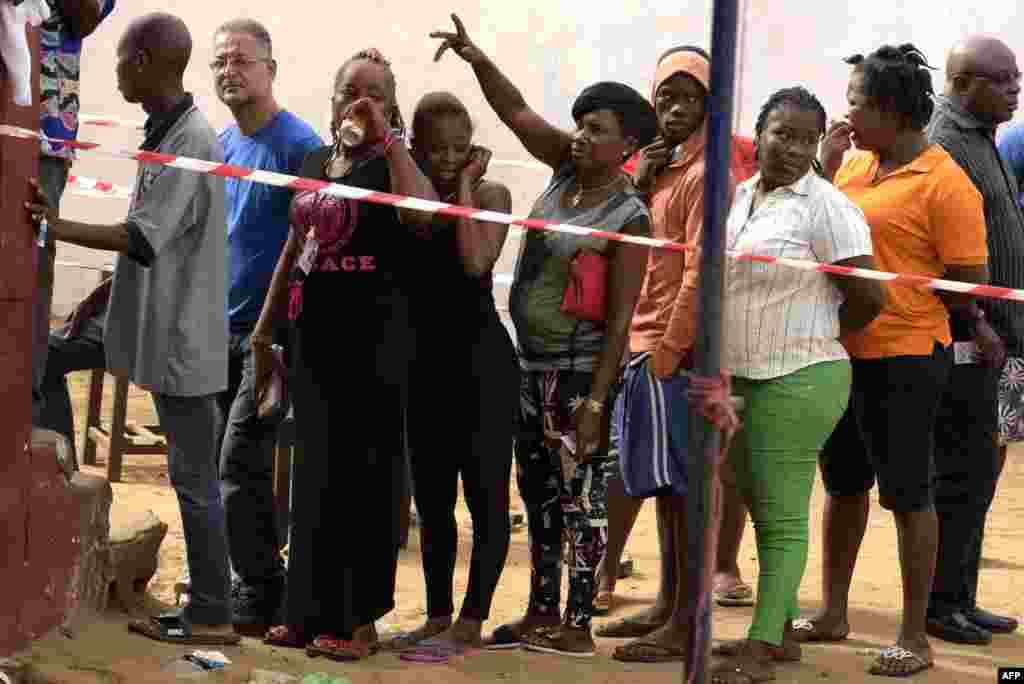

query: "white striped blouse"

left=724, top=169, right=874, bottom=380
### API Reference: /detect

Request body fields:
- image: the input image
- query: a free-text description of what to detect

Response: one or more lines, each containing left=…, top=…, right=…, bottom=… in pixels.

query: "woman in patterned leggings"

left=431, top=14, right=657, bottom=657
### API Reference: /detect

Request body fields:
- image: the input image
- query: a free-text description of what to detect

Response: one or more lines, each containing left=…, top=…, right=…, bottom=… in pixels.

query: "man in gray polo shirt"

left=26, top=12, right=237, bottom=644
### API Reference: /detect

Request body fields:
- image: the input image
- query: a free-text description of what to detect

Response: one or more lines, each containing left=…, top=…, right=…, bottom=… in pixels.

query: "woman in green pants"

left=708, top=87, right=885, bottom=684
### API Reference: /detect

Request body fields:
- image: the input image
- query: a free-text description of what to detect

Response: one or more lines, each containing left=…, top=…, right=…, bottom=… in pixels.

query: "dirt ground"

left=17, top=367, right=1024, bottom=683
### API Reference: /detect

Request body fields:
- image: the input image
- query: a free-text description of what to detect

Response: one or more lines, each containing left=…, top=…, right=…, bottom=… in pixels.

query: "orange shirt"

left=629, top=129, right=736, bottom=373
left=836, top=145, right=988, bottom=358
left=622, top=134, right=758, bottom=182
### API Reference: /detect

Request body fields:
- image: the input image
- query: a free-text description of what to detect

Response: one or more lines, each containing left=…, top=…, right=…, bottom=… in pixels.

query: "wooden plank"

left=81, top=369, right=106, bottom=465
left=124, top=421, right=166, bottom=446
left=106, top=376, right=129, bottom=482
left=87, top=426, right=111, bottom=450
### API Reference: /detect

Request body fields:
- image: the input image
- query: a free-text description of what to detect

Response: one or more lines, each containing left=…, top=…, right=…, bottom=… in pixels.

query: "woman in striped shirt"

left=709, top=87, right=884, bottom=684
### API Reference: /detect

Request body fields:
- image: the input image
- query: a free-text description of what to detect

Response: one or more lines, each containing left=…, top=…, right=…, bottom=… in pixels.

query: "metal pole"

left=684, top=0, right=740, bottom=682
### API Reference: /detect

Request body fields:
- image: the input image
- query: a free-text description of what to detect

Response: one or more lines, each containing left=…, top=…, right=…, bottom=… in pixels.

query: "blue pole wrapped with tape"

left=685, top=0, right=740, bottom=682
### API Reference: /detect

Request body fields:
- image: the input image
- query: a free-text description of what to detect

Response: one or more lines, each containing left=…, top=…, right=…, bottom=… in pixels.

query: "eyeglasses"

left=209, top=55, right=271, bottom=72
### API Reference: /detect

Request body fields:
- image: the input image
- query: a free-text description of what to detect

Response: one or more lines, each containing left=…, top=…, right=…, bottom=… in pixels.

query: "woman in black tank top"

left=251, top=49, right=438, bottom=660
left=387, top=92, right=519, bottom=655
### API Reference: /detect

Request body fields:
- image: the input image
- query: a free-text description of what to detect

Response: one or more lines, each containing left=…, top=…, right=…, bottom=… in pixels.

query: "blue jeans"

left=152, top=392, right=232, bottom=625
left=217, top=331, right=287, bottom=588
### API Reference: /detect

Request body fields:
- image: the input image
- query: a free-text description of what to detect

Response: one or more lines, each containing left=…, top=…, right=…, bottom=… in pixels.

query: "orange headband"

left=652, top=51, right=710, bottom=103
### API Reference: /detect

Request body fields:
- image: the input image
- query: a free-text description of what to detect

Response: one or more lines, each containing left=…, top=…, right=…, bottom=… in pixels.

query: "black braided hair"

left=332, top=48, right=407, bottom=142
left=754, top=86, right=828, bottom=176
left=844, top=43, right=937, bottom=130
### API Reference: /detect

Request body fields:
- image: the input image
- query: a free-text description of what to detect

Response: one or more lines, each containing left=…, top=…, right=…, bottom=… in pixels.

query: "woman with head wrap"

left=594, top=44, right=761, bottom=629
left=431, top=14, right=656, bottom=657
left=596, top=47, right=733, bottom=665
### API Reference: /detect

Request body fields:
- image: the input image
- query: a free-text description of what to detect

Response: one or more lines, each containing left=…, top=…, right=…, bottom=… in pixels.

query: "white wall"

left=51, top=0, right=1024, bottom=314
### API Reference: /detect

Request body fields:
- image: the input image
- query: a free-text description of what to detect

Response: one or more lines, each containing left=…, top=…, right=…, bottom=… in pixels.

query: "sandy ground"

left=16, top=367, right=1024, bottom=683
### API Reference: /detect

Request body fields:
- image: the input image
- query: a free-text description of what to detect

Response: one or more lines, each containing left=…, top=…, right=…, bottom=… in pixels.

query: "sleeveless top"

left=407, top=208, right=500, bottom=338
left=509, top=161, right=651, bottom=371
left=288, top=146, right=418, bottom=369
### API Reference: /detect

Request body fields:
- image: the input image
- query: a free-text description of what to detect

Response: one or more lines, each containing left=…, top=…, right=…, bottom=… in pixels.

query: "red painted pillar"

left=0, top=19, right=42, bottom=656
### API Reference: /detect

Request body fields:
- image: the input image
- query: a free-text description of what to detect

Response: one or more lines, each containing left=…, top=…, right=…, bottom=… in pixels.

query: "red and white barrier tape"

left=66, top=174, right=133, bottom=200
left=79, top=113, right=549, bottom=171
left=7, top=123, right=1023, bottom=304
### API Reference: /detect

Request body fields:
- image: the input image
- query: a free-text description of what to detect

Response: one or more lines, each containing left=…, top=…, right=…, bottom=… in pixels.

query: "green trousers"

left=728, top=360, right=851, bottom=646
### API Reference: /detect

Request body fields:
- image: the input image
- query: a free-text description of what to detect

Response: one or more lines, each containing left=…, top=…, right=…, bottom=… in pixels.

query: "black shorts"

left=819, top=343, right=952, bottom=513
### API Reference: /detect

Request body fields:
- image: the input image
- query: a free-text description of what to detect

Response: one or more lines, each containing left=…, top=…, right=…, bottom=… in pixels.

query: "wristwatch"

left=583, top=397, right=605, bottom=414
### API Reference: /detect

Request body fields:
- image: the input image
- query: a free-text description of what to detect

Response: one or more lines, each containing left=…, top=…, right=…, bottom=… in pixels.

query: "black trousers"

left=217, top=330, right=288, bottom=588
left=930, top=361, right=1001, bottom=617
left=407, top=315, right=519, bottom=621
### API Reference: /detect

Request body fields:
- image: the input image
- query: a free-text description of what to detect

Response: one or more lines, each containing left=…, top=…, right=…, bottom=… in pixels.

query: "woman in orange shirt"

left=794, top=44, right=995, bottom=679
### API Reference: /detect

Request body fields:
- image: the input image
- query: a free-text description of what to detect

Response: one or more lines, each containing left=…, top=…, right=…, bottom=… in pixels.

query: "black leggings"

left=407, top=317, right=519, bottom=621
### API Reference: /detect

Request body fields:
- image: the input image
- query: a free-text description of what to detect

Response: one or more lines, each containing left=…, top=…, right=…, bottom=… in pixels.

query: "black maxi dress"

left=284, top=147, right=415, bottom=639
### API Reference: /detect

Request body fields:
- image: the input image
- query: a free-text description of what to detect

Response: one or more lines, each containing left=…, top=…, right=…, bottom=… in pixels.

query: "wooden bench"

left=80, top=371, right=166, bottom=483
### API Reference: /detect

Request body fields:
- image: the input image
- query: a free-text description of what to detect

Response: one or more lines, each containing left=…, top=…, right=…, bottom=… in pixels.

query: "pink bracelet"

left=382, top=132, right=398, bottom=155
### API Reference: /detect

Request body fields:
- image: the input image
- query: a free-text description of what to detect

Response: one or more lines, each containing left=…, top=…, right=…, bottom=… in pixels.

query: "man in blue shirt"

left=210, top=18, right=321, bottom=632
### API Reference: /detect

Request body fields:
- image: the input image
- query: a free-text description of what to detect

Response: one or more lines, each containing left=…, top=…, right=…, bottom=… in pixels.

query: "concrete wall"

left=52, top=0, right=1024, bottom=315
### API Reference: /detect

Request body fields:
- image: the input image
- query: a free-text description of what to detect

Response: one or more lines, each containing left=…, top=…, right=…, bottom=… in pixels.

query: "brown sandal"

left=264, top=625, right=308, bottom=648
left=306, top=634, right=378, bottom=661
left=713, top=638, right=800, bottom=662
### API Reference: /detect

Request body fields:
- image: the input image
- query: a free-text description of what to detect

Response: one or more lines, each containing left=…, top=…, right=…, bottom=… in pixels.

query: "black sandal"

left=129, top=612, right=240, bottom=645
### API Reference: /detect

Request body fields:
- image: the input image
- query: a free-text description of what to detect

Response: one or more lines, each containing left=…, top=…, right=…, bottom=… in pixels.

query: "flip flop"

left=790, top=618, right=849, bottom=643
left=714, top=583, right=754, bottom=607
left=713, top=638, right=800, bottom=662
left=399, top=640, right=478, bottom=664
left=306, top=635, right=378, bottom=661
left=381, top=631, right=421, bottom=651
left=594, top=616, right=664, bottom=639
left=868, top=646, right=933, bottom=677
left=129, top=613, right=241, bottom=646
left=264, top=625, right=308, bottom=649
left=612, top=639, right=685, bottom=663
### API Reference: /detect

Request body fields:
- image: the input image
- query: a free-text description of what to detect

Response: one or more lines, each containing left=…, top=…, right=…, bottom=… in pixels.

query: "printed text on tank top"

left=290, top=190, right=377, bottom=274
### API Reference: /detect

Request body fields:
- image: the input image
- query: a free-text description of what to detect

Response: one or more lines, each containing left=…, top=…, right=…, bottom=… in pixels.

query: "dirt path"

left=19, top=370, right=1023, bottom=682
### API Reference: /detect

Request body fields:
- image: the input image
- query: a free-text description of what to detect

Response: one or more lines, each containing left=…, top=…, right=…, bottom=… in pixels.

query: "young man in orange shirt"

left=595, top=47, right=735, bottom=662
left=597, top=45, right=759, bottom=618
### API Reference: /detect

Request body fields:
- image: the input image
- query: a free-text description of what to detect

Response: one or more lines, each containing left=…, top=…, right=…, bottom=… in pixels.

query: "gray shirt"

left=105, top=104, right=229, bottom=396
left=927, top=96, right=1024, bottom=354
left=509, top=161, right=651, bottom=371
